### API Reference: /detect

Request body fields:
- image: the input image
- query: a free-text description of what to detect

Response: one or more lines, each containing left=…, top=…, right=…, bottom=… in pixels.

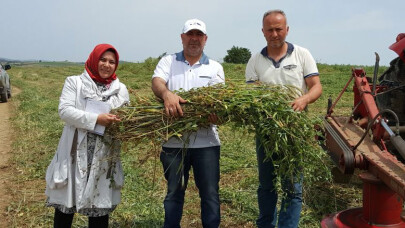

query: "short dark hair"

left=262, top=9, right=287, bottom=24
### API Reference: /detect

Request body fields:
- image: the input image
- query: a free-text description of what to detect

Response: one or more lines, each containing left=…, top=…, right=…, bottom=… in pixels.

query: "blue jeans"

left=160, top=146, right=220, bottom=228
left=256, top=138, right=303, bottom=228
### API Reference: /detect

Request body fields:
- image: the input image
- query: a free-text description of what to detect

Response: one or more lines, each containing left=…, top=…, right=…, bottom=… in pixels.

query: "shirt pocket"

left=280, top=64, right=304, bottom=90
left=46, top=158, right=68, bottom=189
left=194, top=75, right=213, bottom=88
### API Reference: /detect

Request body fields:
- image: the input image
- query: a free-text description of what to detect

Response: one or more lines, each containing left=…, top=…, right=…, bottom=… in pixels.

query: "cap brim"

left=183, top=27, right=206, bottom=34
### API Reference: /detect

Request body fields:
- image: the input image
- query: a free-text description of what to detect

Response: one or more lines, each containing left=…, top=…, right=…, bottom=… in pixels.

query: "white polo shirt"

left=245, top=42, right=319, bottom=95
left=153, top=51, right=225, bottom=148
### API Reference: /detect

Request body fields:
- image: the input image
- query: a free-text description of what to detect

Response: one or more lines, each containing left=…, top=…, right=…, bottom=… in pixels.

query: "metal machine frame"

left=321, top=68, right=405, bottom=227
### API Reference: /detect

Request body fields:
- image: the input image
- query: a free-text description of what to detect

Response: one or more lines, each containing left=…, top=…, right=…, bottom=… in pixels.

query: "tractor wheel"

left=7, top=79, right=11, bottom=98
left=1, top=89, right=8, bottom=102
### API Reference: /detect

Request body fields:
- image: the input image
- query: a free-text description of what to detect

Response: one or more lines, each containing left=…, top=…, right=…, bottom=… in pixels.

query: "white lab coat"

left=45, top=70, right=129, bottom=211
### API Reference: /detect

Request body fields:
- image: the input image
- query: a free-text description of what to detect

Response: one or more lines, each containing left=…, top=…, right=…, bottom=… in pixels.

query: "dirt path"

left=0, top=87, right=21, bottom=227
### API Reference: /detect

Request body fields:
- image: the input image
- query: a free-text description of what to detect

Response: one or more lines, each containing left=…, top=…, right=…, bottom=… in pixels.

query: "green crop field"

left=4, top=60, right=385, bottom=227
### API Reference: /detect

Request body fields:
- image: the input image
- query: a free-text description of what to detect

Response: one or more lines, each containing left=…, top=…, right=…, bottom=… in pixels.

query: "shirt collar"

left=260, top=42, right=294, bottom=68
left=260, top=42, right=294, bottom=57
left=175, top=51, right=210, bottom=65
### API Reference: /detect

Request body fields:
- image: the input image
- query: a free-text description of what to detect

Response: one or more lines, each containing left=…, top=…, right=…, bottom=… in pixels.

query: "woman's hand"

left=208, top=113, right=219, bottom=124
left=97, top=113, right=121, bottom=126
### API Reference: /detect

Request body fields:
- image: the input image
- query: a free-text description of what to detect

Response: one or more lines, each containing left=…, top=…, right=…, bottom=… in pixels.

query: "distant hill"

left=0, top=57, right=22, bottom=63
left=0, top=57, right=87, bottom=67
left=0, top=57, right=133, bottom=64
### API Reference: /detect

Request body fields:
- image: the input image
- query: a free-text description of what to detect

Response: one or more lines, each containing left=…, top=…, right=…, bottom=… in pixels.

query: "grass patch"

left=4, top=62, right=386, bottom=227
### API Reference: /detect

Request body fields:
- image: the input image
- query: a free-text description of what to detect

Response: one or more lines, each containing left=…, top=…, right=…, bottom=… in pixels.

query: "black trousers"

left=53, top=208, right=109, bottom=228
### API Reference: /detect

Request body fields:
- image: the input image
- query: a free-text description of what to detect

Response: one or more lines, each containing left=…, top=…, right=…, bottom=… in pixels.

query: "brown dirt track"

left=0, top=87, right=21, bottom=227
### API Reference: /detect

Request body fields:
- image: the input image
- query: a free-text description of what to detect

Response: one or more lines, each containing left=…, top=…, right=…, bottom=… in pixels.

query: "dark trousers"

left=160, top=146, right=220, bottom=228
left=53, top=208, right=109, bottom=228
left=255, top=138, right=303, bottom=228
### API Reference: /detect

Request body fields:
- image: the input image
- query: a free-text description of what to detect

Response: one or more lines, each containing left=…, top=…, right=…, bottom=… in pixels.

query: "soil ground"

left=0, top=87, right=21, bottom=227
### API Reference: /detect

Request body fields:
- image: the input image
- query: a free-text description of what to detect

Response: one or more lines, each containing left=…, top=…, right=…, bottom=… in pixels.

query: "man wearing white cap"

left=152, top=18, right=224, bottom=228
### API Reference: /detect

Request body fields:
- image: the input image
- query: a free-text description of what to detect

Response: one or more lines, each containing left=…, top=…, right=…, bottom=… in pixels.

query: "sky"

left=1, top=0, right=404, bottom=66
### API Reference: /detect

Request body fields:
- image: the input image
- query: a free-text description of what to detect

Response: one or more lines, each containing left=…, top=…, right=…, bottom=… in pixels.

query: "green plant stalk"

left=108, top=82, right=331, bottom=189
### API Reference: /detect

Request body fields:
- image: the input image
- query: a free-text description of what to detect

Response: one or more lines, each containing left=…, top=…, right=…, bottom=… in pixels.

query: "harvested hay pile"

left=107, top=82, right=330, bottom=184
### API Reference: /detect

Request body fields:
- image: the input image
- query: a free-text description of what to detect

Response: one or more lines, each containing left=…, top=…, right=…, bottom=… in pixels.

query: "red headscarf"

left=85, top=44, right=119, bottom=84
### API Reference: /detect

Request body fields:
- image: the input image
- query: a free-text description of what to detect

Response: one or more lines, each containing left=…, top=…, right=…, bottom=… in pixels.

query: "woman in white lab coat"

left=45, top=44, right=129, bottom=228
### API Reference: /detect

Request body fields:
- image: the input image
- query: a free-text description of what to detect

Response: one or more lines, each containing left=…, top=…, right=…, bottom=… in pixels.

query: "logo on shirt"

left=283, top=64, right=297, bottom=70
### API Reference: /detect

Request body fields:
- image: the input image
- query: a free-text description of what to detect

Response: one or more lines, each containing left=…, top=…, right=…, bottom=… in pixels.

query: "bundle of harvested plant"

left=107, top=82, right=330, bottom=185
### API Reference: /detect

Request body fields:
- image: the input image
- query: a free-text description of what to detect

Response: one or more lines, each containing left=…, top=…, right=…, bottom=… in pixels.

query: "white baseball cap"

left=182, top=19, right=207, bottom=34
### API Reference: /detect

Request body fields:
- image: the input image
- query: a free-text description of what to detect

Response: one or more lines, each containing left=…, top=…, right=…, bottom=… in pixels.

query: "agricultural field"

left=2, top=60, right=385, bottom=227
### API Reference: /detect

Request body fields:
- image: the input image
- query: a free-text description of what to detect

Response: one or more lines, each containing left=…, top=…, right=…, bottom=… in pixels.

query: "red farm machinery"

left=321, top=33, right=405, bottom=227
